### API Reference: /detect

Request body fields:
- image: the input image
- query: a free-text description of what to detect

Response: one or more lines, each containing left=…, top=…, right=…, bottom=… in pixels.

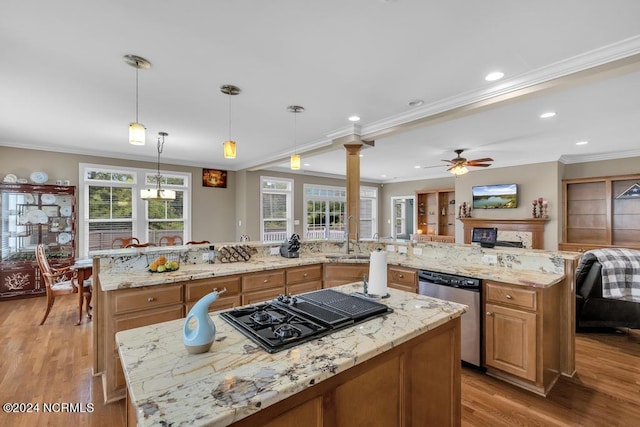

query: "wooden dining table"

left=71, top=258, right=93, bottom=325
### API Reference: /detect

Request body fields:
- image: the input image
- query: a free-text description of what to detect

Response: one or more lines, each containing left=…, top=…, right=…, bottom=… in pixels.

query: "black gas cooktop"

left=220, top=289, right=392, bottom=353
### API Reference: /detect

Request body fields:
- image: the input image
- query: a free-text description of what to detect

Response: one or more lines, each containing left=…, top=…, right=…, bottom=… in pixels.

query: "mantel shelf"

left=459, top=217, right=549, bottom=249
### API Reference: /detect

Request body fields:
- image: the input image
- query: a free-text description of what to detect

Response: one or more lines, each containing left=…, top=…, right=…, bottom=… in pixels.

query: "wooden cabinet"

left=483, top=280, right=561, bottom=396
left=560, top=174, right=640, bottom=251
left=185, top=276, right=242, bottom=313
left=104, top=283, right=184, bottom=402
left=241, top=270, right=285, bottom=305
left=387, top=265, right=417, bottom=293
left=415, top=188, right=455, bottom=242
left=323, top=263, right=369, bottom=288
left=0, top=183, right=76, bottom=300
left=286, top=264, right=322, bottom=295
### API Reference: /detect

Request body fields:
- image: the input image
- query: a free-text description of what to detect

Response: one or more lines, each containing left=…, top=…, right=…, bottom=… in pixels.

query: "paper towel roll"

left=368, top=249, right=388, bottom=296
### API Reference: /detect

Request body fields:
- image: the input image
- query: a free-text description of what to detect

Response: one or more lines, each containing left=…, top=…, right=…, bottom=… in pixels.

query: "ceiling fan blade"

left=424, top=164, right=446, bottom=169
left=467, top=157, right=494, bottom=163
left=469, top=163, right=491, bottom=167
left=441, top=159, right=457, bottom=164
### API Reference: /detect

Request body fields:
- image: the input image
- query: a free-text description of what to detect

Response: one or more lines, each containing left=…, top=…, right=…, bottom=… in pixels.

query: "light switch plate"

left=270, top=247, right=280, bottom=255
left=482, top=254, right=498, bottom=264
left=386, top=244, right=395, bottom=252
left=413, top=247, right=423, bottom=255
left=398, top=246, right=408, bottom=254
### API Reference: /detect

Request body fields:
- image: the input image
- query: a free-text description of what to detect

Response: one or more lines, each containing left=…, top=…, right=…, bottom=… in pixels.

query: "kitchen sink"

left=324, top=254, right=370, bottom=260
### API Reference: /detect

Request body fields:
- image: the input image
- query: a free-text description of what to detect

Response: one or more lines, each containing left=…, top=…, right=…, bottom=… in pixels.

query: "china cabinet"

left=0, top=184, right=76, bottom=300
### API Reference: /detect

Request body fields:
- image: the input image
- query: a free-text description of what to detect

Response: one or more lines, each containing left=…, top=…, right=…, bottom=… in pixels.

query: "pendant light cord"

left=135, top=65, right=139, bottom=123
left=228, top=92, right=231, bottom=140
left=156, top=134, right=166, bottom=190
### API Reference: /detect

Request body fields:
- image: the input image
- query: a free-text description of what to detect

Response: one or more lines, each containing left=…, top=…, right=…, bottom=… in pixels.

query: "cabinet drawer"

left=242, top=286, right=285, bottom=305
left=242, top=270, right=286, bottom=292
left=485, top=282, right=537, bottom=311
left=113, top=285, right=183, bottom=314
left=387, top=267, right=417, bottom=287
left=287, top=280, right=322, bottom=296
left=185, top=276, right=241, bottom=302
left=324, top=264, right=370, bottom=281
left=286, top=264, right=322, bottom=284
left=185, top=295, right=241, bottom=313
left=113, top=305, right=184, bottom=334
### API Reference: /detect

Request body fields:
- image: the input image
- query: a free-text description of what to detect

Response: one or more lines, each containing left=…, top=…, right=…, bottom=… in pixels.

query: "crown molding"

left=559, top=149, right=640, bottom=164
left=361, top=36, right=640, bottom=139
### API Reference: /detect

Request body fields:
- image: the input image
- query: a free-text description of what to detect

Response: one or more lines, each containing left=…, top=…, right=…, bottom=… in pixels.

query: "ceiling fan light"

left=129, top=122, right=145, bottom=145
left=450, top=165, right=469, bottom=176
left=223, top=140, right=236, bottom=159
left=290, top=154, right=301, bottom=170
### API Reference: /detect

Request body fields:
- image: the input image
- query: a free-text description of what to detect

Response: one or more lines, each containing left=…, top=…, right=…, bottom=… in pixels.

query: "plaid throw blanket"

left=587, top=248, right=640, bottom=302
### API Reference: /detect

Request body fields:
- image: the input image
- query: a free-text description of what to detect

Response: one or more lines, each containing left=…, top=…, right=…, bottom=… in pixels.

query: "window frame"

left=260, top=176, right=294, bottom=242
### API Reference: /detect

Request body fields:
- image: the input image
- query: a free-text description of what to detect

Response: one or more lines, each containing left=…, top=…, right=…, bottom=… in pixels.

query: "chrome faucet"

left=345, top=215, right=357, bottom=254
left=372, top=232, right=379, bottom=242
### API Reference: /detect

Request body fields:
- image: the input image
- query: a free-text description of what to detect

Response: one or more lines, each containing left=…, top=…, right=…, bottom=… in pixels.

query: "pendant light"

left=221, top=84, right=241, bottom=159
left=140, top=132, right=176, bottom=200
left=288, top=105, right=304, bottom=170
left=124, top=55, right=151, bottom=146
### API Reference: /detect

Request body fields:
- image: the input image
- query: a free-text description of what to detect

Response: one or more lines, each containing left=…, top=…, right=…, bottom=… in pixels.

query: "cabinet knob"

left=147, top=297, right=155, bottom=302
left=398, top=274, right=404, bottom=278
left=303, top=273, right=307, bottom=277
left=486, top=311, right=493, bottom=316
left=263, top=279, right=268, bottom=283
left=505, top=294, right=513, bottom=299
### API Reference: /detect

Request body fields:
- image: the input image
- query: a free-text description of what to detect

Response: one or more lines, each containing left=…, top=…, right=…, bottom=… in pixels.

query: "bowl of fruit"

left=147, top=253, right=180, bottom=273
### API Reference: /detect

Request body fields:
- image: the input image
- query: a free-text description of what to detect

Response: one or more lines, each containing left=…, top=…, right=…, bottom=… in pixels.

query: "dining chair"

left=186, top=240, right=210, bottom=245
left=159, top=235, right=183, bottom=246
left=36, top=244, right=92, bottom=325
left=112, top=237, right=140, bottom=249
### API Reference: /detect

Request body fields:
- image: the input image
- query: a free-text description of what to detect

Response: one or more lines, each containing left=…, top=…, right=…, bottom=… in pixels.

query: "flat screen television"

left=472, top=227, right=498, bottom=248
left=472, top=184, right=518, bottom=209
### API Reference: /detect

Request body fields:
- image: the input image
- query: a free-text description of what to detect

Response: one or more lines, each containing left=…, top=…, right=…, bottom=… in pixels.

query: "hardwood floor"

left=1, top=296, right=638, bottom=426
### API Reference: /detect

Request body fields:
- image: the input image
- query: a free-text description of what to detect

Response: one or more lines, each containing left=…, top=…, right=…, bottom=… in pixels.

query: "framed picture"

left=202, top=169, right=227, bottom=188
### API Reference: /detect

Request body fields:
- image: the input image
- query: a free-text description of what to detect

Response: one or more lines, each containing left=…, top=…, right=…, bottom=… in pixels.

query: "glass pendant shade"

left=449, top=165, right=469, bottom=176
left=129, top=122, right=145, bottom=145
left=290, top=154, right=301, bottom=170
left=223, top=140, right=236, bottom=159
left=140, top=188, right=176, bottom=200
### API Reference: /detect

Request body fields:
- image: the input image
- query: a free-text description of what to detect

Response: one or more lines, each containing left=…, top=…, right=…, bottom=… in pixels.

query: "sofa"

left=575, top=250, right=640, bottom=330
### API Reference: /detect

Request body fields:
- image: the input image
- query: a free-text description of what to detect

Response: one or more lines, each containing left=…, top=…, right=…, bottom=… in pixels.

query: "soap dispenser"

left=183, top=288, right=226, bottom=354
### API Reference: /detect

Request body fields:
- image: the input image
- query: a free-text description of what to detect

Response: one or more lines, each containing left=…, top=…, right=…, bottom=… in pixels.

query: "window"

left=260, top=177, right=293, bottom=242
left=303, top=184, right=377, bottom=240
left=81, top=164, right=190, bottom=254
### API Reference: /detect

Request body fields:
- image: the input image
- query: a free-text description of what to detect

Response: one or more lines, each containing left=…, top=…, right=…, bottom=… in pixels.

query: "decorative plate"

left=17, top=178, right=28, bottom=184
left=41, top=194, right=57, bottom=204
left=27, top=209, right=48, bottom=224
left=24, top=194, right=35, bottom=204
left=3, top=174, right=18, bottom=183
left=30, top=171, right=48, bottom=184
left=58, top=233, right=72, bottom=244
left=60, top=206, right=72, bottom=217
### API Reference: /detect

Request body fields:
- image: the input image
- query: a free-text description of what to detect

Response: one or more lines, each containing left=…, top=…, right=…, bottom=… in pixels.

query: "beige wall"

left=383, top=162, right=560, bottom=249
left=0, top=146, right=237, bottom=245
left=562, top=156, right=640, bottom=179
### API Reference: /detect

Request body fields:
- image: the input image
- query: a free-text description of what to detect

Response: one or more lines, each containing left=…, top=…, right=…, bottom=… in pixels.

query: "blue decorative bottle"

left=183, top=289, right=226, bottom=354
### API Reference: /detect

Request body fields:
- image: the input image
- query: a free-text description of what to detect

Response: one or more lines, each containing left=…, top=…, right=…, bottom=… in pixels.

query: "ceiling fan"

left=443, top=149, right=493, bottom=175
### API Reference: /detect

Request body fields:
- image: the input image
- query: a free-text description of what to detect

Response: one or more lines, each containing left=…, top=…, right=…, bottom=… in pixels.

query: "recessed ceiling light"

left=576, top=141, right=589, bottom=146
left=414, top=165, right=421, bottom=169
left=408, top=99, right=424, bottom=107
left=540, top=111, right=556, bottom=119
left=359, top=154, right=364, bottom=157
left=381, top=174, right=387, bottom=178
left=485, top=71, right=504, bottom=82
left=303, top=163, right=311, bottom=166
left=348, top=115, right=360, bottom=122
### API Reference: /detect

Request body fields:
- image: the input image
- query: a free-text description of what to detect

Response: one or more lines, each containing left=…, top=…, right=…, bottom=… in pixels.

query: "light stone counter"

left=116, top=283, right=467, bottom=427
left=99, top=251, right=564, bottom=292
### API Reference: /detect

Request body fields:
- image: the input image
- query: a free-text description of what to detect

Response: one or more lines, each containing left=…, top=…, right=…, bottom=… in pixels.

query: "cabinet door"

left=485, top=303, right=537, bottom=382
left=323, top=264, right=369, bottom=288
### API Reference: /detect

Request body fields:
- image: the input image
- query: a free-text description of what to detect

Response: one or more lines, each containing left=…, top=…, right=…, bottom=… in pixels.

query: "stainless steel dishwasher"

left=418, top=270, right=482, bottom=368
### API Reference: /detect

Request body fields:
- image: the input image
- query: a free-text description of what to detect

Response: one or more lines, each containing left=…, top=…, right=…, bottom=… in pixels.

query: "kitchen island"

left=116, top=283, right=467, bottom=426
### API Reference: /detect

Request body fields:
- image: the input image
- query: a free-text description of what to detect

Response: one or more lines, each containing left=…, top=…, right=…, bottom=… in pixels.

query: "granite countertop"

left=99, top=252, right=564, bottom=292
left=116, top=283, right=467, bottom=427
